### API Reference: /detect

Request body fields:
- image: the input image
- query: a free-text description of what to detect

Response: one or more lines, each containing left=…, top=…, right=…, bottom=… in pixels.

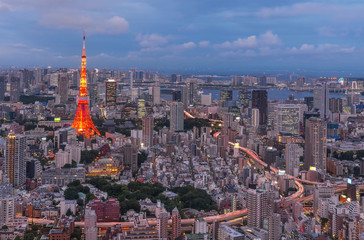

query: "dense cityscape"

left=3, top=1, right=364, bottom=240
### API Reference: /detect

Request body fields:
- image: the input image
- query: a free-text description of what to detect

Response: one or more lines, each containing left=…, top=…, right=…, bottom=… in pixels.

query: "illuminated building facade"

left=137, top=99, right=146, bottom=118
left=5, top=131, right=26, bottom=187
left=105, top=79, right=116, bottom=106
left=274, top=104, right=300, bottom=135
left=87, top=157, right=121, bottom=179
left=72, top=35, right=100, bottom=138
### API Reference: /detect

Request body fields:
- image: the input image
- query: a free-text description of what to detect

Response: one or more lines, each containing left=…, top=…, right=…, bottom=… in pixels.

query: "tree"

left=66, top=208, right=73, bottom=216
left=70, top=227, right=82, bottom=240
left=77, top=199, right=84, bottom=207
left=1, top=225, right=8, bottom=230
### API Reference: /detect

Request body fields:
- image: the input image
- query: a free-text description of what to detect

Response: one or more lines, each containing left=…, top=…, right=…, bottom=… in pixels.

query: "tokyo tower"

left=71, top=35, right=100, bottom=138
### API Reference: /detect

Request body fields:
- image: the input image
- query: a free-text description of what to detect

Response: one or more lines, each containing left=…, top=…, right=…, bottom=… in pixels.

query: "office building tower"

left=296, top=77, right=305, bottom=87
left=105, top=79, right=116, bottom=106
left=0, top=76, right=5, bottom=102
left=20, top=69, right=33, bottom=89
left=182, top=79, right=197, bottom=107
left=251, top=108, right=260, bottom=128
left=121, top=144, right=138, bottom=172
left=304, top=97, right=314, bottom=111
left=72, top=70, right=79, bottom=87
left=304, top=117, right=327, bottom=171
left=137, top=99, right=146, bottom=119
left=35, top=68, right=42, bottom=84
left=58, top=74, right=69, bottom=104
left=171, top=74, right=177, bottom=83
left=10, top=77, right=20, bottom=102
left=314, top=83, right=331, bottom=120
left=239, top=90, right=251, bottom=108
left=172, top=207, right=181, bottom=239
left=220, top=90, right=233, bottom=102
left=347, top=182, right=359, bottom=202
left=232, top=75, right=242, bottom=86
left=329, top=98, right=343, bottom=113
left=274, top=104, right=300, bottom=135
left=158, top=212, right=168, bottom=240
left=142, top=116, right=154, bottom=148
left=5, top=132, right=26, bottom=187
left=252, top=90, right=268, bottom=126
left=285, top=144, right=301, bottom=177
left=152, top=86, right=160, bottom=105
left=247, top=189, right=268, bottom=228
left=181, top=85, right=189, bottom=108
left=268, top=213, right=282, bottom=240
left=170, top=102, right=184, bottom=132
left=85, top=208, right=97, bottom=240
left=302, top=112, right=320, bottom=137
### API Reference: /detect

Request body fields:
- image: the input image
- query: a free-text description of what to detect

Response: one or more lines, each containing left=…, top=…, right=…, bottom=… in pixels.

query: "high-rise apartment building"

left=158, top=212, right=168, bottom=240
left=170, top=102, right=184, bottom=132
left=268, top=213, right=282, bottom=240
left=275, top=104, right=300, bottom=135
left=252, top=90, right=268, bottom=126
left=172, top=207, right=181, bottom=239
left=5, top=132, right=26, bottom=187
left=304, top=117, right=327, bottom=171
left=247, top=189, right=268, bottom=228
left=85, top=208, right=97, bottom=240
left=137, top=99, right=146, bottom=119
left=121, top=144, right=138, bottom=172
left=142, top=116, right=154, bottom=148
left=0, top=194, right=15, bottom=228
left=105, top=79, right=116, bottom=106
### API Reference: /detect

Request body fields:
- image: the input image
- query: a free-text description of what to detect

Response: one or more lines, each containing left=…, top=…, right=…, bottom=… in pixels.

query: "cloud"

left=255, top=2, right=329, bottom=18
left=288, top=44, right=355, bottom=55
left=0, top=4, right=10, bottom=12
left=199, top=41, right=210, bottom=47
left=181, top=42, right=196, bottom=49
left=215, top=31, right=281, bottom=49
left=136, top=33, right=169, bottom=47
left=39, top=11, right=128, bottom=34
left=10, top=43, right=45, bottom=52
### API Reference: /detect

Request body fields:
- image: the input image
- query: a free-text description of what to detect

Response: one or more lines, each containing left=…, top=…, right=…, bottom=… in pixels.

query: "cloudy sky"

left=1, top=0, right=364, bottom=75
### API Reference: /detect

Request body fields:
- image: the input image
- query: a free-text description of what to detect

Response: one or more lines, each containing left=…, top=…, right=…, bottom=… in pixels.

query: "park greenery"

left=80, top=150, right=100, bottom=164
left=86, top=177, right=218, bottom=216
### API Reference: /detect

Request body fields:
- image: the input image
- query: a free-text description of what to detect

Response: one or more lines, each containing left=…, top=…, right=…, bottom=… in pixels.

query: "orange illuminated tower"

left=72, top=35, right=100, bottom=138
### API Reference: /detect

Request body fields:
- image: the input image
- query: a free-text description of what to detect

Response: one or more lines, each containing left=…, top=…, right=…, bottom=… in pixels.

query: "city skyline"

left=1, top=0, right=364, bottom=76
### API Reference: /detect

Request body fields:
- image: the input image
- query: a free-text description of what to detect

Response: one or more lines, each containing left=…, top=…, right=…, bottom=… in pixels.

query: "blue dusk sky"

left=1, top=0, right=364, bottom=76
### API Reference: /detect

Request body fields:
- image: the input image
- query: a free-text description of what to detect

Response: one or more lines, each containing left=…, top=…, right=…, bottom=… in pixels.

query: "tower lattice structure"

left=72, top=35, right=100, bottom=138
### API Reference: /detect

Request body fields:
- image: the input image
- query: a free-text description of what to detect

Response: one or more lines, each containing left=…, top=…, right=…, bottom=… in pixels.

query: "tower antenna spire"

left=82, top=31, right=86, bottom=56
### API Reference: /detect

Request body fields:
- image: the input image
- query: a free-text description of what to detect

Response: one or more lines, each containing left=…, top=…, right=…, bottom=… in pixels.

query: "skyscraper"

left=182, top=79, right=197, bottom=107
left=314, top=83, right=331, bottom=120
left=274, top=104, right=300, bottom=135
left=142, top=116, right=154, bottom=148
left=137, top=99, right=146, bottom=118
left=10, top=77, right=20, bottom=102
left=285, top=143, right=300, bottom=177
left=252, top=90, right=268, bottom=126
left=247, top=189, right=268, bottom=228
left=220, top=90, right=233, bottom=102
left=105, top=79, right=116, bottom=106
left=304, top=117, right=327, bottom=171
left=72, top=35, right=100, bottom=138
left=170, top=102, right=184, bottom=132
left=158, top=212, right=168, bottom=240
left=239, top=89, right=251, bottom=108
left=85, top=208, right=97, bottom=240
left=5, top=132, right=26, bottom=187
left=58, top=74, right=69, bottom=104
left=172, top=207, right=181, bottom=239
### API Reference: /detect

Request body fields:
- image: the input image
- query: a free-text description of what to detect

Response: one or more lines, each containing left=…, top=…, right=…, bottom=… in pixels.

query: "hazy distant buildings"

left=304, top=117, right=327, bottom=171
left=170, top=102, right=184, bottom=132
left=10, top=77, right=20, bottom=102
left=314, top=83, right=331, bottom=120
left=105, top=79, right=117, bottom=106
left=220, top=90, right=233, bottom=102
left=0, top=76, right=5, bottom=102
left=5, top=132, right=26, bottom=187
